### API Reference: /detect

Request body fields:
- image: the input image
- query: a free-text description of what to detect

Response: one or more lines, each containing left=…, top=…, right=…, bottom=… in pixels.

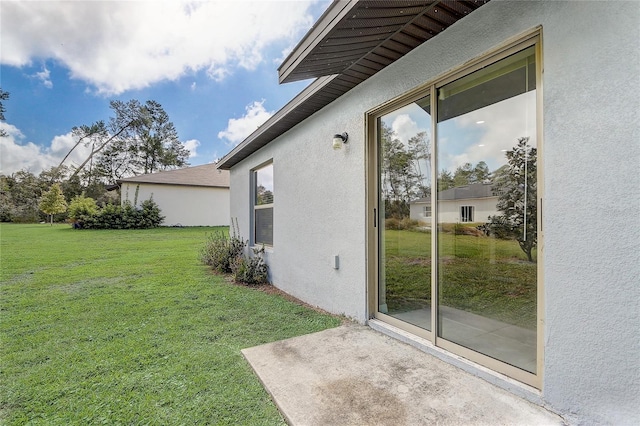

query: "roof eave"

left=278, top=0, right=360, bottom=84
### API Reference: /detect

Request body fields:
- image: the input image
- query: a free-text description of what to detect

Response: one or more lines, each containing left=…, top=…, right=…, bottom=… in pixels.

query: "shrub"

left=439, top=222, right=484, bottom=237
left=201, top=218, right=270, bottom=285
left=385, top=218, right=401, bottom=230
left=232, top=246, right=268, bottom=286
left=78, top=197, right=164, bottom=230
left=68, top=195, right=98, bottom=228
left=200, top=220, right=246, bottom=273
left=385, top=217, right=420, bottom=230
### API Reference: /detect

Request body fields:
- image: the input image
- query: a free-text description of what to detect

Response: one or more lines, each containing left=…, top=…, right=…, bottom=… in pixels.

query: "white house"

left=119, top=163, right=229, bottom=227
left=217, top=1, right=639, bottom=424
left=411, top=183, right=499, bottom=224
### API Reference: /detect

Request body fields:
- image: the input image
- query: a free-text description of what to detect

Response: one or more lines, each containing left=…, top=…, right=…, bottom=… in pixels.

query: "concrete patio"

left=242, top=323, right=565, bottom=426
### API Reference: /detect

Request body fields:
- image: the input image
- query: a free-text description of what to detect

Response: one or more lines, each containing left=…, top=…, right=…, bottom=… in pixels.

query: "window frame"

left=252, top=161, right=274, bottom=247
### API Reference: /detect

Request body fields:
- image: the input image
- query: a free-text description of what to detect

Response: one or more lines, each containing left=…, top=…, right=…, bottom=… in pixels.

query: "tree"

left=438, top=169, right=454, bottom=191
left=407, top=131, right=431, bottom=198
left=380, top=123, right=427, bottom=218
left=39, top=183, right=68, bottom=225
left=94, top=100, right=189, bottom=184
left=61, top=100, right=189, bottom=185
left=2, top=170, right=45, bottom=222
left=472, top=161, right=491, bottom=183
left=0, top=88, right=9, bottom=137
left=488, top=137, right=537, bottom=262
left=453, top=162, right=474, bottom=187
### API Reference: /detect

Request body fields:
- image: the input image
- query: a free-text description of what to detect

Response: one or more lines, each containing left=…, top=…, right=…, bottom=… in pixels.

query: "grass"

left=0, top=224, right=341, bottom=425
left=383, top=225, right=537, bottom=329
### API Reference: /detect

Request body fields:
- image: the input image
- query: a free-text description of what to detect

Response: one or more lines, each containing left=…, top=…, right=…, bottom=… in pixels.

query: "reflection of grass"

left=383, top=227, right=536, bottom=329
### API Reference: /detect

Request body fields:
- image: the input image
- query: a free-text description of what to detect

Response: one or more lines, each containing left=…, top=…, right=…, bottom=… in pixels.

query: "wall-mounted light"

left=332, top=132, right=348, bottom=150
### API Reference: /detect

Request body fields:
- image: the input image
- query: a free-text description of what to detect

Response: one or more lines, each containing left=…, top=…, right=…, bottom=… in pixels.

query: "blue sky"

left=0, top=0, right=330, bottom=175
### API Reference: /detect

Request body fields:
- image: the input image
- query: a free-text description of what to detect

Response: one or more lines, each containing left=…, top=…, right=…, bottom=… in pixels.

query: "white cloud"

left=183, top=139, right=200, bottom=158
left=0, top=1, right=315, bottom=95
left=218, top=100, right=273, bottom=145
left=442, top=92, right=537, bottom=172
left=34, top=66, right=53, bottom=88
left=0, top=123, right=93, bottom=175
left=391, top=114, right=428, bottom=145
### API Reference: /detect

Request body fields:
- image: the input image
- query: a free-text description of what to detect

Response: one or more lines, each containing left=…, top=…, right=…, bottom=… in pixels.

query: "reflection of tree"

left=439, top=161, right=491, bottom=191
left=256, top=185, right=273, bottom=205
left=380, top=123, right=431, bottom=218
left=489, top=137, right=537, bottom=262
left=408, top=132, right=431, bottom=198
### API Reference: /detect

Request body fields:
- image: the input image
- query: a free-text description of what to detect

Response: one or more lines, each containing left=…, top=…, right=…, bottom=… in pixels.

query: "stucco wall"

left=409, top=202, right=430, bottom=224
left=438, top=197, right=499, bottom=224
left=230, top=1, right=639, bottom=423
left=122, top=183, right=229, bottom=227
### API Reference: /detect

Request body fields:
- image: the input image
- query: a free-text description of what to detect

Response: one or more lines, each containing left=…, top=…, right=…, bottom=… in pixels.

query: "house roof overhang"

left=217, top=0, right=489, bottom=170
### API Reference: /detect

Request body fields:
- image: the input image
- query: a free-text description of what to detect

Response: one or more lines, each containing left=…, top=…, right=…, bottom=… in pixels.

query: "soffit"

left=279, top=0, right=489, bottom=84
left=216, top=0, right=489, bottom=170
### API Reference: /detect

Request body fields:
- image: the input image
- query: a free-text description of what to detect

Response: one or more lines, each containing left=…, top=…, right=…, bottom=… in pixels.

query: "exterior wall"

left=230, top=1, right=640, bottom=424
left=438, top=197, right=498, bottom=224
left=409, top=202, right=430, bottom=224
left=122, top=183, right=229, bottom=226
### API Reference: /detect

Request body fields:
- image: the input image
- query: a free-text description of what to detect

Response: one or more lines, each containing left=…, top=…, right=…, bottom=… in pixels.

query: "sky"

left=0, top=0, right=331, bottom=176
left=381, top=91, right=536, bottom=176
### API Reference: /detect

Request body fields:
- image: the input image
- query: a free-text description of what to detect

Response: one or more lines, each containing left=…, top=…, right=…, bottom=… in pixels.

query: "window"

left=253, top=163, right=273, bottom=246
left=423, top=205, right=432, bottom=217
left=460, top=206, right=474, bottom=222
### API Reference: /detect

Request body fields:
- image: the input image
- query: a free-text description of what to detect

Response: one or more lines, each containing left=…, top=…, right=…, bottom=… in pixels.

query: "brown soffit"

left=278, top=0, right=489, bottom=84
left=216, top=0, right=489, bottom=170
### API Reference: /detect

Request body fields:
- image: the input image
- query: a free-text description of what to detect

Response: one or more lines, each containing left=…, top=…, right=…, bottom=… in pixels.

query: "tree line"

left=1, top=90, right=189, bottom=223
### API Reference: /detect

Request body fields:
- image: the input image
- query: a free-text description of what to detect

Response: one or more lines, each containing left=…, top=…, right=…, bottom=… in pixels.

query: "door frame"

left=366, top=28, right=544, bottom=389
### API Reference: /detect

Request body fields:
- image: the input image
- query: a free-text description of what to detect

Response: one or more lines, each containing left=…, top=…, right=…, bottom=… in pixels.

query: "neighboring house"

left=410, top=183, right=499, bottom=224
left=217, top=1, right=639, bottom=424
left=118, top=164, right=229, bottom=226
left=409, top=197, right=431, bottom=224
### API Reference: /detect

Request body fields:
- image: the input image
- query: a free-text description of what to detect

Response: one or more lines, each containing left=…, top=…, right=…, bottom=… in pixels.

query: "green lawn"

left=0, top=224, right=341, bottom=425
left=383, top=227, right=537, bottom=329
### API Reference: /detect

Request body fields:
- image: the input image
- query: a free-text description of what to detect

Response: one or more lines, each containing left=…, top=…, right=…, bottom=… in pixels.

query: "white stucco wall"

left=438, top=197, right=499, bottom=224
left=122, top=183, right=229, bottom=226
left=409, top=202, right=430, bottom=224
left=230, top=1, right=639, bottom=423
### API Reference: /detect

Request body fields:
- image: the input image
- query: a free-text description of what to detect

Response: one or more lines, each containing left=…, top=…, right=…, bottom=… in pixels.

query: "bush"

left=68, top=195, right=98, bottom=228
left=231, top=246, right=268, bottom=286
left=200, top=219, right=246, bottom=273
left=201, top=219, right=270, bottom=285
left=385, top=217, right=420, bottom=230
left=77, top=198, right=165, bottom=229
left=439, top=222, right=484, bottom=237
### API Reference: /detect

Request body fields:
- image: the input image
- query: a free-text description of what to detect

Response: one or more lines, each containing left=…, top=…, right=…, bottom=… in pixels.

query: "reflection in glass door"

left=374, top=41, right=540, bottom=381
left=378, top=96, right=432, bottom=331
left=436, top=46, right=538, bottom=373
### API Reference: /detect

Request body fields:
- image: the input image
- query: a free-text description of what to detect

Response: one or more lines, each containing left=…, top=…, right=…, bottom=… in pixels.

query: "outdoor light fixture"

left=332, top=132, right=348, bottom=150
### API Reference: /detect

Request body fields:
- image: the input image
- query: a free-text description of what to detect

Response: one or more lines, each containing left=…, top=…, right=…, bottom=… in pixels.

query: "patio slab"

left=242, top=323, right=565, bottom=426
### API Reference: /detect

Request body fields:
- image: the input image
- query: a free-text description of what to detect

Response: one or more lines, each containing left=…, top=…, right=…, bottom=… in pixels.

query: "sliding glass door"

left=378, top=96, right=432, bottom=332
left=374, top=38, right=540, bottom=385
left=436, top=46, right=537, bottom=374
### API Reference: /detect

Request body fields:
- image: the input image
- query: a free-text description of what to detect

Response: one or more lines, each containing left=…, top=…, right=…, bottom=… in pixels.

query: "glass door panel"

left=436, top=47, right=538, bottom=373
left=378, top=96, right=432, bottom=331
